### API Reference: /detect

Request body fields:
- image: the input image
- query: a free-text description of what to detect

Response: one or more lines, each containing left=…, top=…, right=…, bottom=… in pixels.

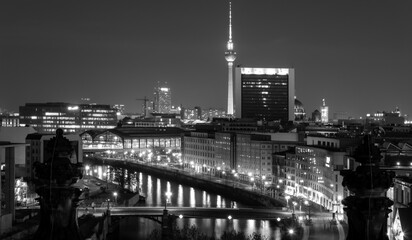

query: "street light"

left=261, top=176, right=266, bottom=194
left=233, top=173, right=238, bottom=188
left=285, top=195, right=290, bottom=210
left=85, top=165, right=90, bottom=175
left=113, top=192, right=118, bottom=204
left=292, top=201, right=297, bottom=214
left=304, top=200, right=311, bottom=220
left=165, top=191, right=172, bottom=210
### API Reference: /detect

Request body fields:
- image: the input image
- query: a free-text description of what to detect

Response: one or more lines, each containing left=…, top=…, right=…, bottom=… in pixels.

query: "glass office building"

left=234, top=67, right=295, bottom=122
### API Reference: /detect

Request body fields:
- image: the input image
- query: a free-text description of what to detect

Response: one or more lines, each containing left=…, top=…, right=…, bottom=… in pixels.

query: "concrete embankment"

left=85, top=157, right=284, bottom=208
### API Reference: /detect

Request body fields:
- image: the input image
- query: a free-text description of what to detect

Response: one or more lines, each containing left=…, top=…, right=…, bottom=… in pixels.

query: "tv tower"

left=225, top=2, right=236, bottom=116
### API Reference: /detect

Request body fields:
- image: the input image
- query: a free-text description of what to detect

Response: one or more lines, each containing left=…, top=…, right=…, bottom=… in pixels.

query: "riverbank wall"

left=85, top=157, right=284, bottom=208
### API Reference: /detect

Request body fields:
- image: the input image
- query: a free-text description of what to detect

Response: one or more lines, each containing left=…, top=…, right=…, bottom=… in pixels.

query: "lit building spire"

left=225, top=1, right=236, bottom=116
left=227, top=2, right=233, bottom=50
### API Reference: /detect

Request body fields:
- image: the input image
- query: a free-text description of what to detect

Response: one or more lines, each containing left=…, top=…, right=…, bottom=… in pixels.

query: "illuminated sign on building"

left=68, top=106, right=79, bottom=111
left=241, top=68, right=289, bottom=75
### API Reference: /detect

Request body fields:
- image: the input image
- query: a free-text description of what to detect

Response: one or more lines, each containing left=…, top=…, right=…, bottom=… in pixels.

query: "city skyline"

left=1, top=1, right=412, bottom=118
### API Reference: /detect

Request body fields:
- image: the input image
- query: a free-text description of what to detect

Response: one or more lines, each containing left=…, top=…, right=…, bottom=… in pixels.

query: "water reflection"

left=91, top=164, right=279, bottom=239
left=138, top=172, right=236, bottom=208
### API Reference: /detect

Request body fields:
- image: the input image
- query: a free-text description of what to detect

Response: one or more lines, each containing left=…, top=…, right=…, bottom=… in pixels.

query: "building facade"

left=81, top=127, right=182, bottom=157
left=234, top=67, right=295, bottom=122
left=321, top=99, right=329, bottom=123
left=1, top=113, right=19, bottom=127
left=19, top=102, right=117, bottom=133
left=153, top=85, right=171, bottom=114
left=284, top=146, right=355, bottom=213
left=183, top=132, right=216, bottom=174
left=236, top=134, right=274, bottom=181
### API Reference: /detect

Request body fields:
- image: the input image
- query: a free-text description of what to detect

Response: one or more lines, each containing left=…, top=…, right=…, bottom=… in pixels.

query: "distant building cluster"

left=1, top=2, right=412, bottom=237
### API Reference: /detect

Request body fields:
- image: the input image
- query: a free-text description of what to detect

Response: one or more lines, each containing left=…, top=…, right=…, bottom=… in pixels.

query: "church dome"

left=295, top=99, right=304, bottom=110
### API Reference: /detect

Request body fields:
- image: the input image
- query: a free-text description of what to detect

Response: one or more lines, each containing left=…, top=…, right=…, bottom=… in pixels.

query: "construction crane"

left=136, top=96, right=150, bottom=118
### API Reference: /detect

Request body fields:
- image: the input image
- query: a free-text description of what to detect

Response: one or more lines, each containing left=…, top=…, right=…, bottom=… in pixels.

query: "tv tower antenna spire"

left=225, top=1, right=237, bottom=116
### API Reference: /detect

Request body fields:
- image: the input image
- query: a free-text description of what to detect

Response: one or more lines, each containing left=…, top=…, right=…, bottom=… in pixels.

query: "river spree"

left=90, top=164, right=281, bottom=239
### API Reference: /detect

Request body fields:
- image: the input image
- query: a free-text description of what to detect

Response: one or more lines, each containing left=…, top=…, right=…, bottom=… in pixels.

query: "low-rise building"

left=183, top=131, right=216, bottom=174
left=81, top=127, right=183, bottom=158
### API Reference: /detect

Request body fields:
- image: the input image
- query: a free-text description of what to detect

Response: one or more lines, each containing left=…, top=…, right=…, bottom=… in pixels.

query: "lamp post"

left=304, top=200, right=311, bottom=220
left=291, top=201, right=297, bottom=221
left=113, top=192, right=118, bottom=204
left=292, top=201, right=297, bottom=213
left=250, top=177, right=255, bottom=191
left=285, top=195, right=290, bottom=210
left=165, top=191, right=172, bottom=210
left=337, top=195, right=342, bottom=221
left=85, top=165, right=90, bottom=176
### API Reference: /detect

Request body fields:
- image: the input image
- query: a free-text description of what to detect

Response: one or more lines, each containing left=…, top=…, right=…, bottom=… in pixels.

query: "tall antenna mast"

left=225, top=1, right=237, bottom=116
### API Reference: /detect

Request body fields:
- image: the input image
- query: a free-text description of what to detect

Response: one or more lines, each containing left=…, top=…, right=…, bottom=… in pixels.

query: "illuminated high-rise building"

left=321, top=98, right=329, bottom=123
left=19, top=102, right=117, bottom=133
left=154, top=83, right=171, bottom=113
left=225, top=2, right=236, bottom=116
left=234, top=67, right=295, bottom=122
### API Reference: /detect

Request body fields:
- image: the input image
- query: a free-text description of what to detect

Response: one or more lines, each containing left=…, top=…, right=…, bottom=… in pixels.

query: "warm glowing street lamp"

left=165, top=191, right=172, bottom=210
left=292, top=201, right=297, bottom=214
left=304, top=200, right=311, bottom=220
left=113, top=192, right=118, bottom=204
left=285, top=195, right=290, bottom=209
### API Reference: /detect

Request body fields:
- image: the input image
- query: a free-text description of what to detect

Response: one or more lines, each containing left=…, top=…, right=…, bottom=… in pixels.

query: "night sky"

left=1, top=1, right=411, bottom=118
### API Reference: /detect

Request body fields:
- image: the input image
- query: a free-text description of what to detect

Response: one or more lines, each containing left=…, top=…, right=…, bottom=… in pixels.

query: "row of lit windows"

left=81, top=117, right=115, bottom=121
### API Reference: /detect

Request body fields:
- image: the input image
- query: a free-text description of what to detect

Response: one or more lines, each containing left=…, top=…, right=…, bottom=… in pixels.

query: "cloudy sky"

left=1, top=0, right=411, bottom=118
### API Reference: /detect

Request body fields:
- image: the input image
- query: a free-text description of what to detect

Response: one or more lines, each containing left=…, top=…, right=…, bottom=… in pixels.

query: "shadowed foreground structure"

left=33, top=129, right=84, bottom=240
left=341, top=135, right=395, bottom=240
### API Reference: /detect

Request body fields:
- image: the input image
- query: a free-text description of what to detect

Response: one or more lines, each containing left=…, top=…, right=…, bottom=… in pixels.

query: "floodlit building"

left=181, top=106, right=202, bottom=120
left=183, top=131, right=216, bottom=174
left=81, top=127, right=183, bottom=156
left=154, top=84, right=172, bottom=114
left=321, top=99, right=329, bottom=123
left=234, top=67, right=295, bottom=122
left=202, top=108, right=226, bottom=120
left=19, top=102, right=117, bottom=133
left=235, top=134, right=274, bottom=181
left=283, top=146, right=356, bottom=213
left=182, top=130, right=302, bottom=185
left=0, top=113, right=20, bottom=127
